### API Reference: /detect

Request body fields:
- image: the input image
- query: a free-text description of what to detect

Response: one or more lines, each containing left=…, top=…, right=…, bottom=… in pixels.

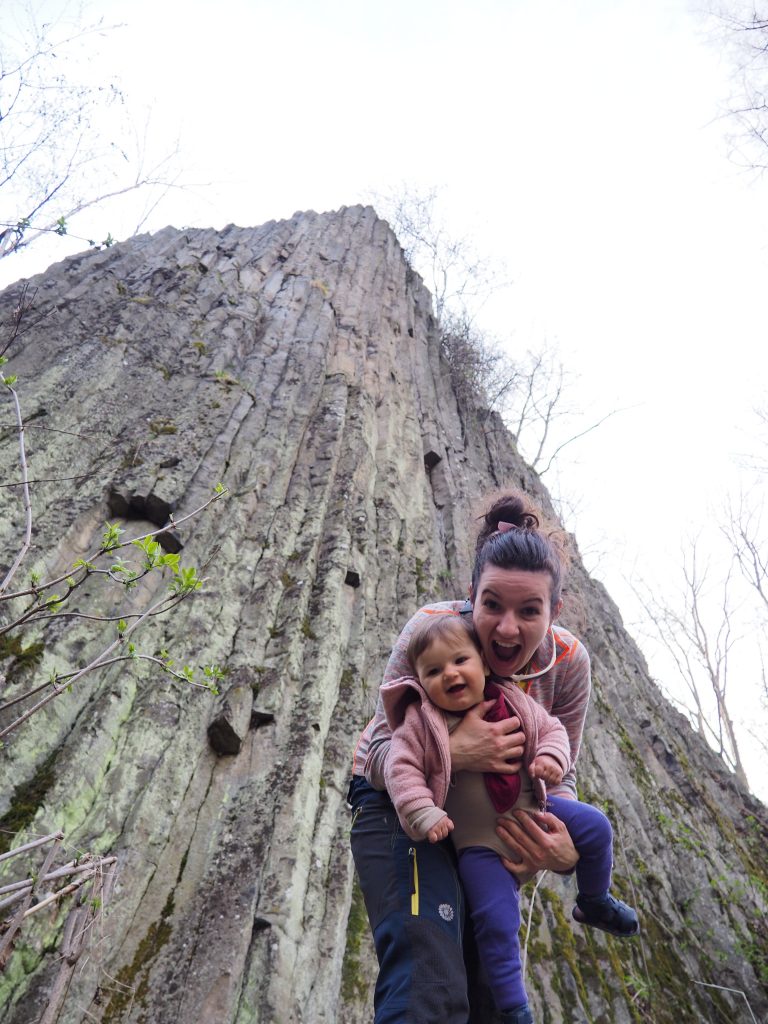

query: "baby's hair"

left=471, top=491, right=570, bottom=612
left=407, top=613, right=480, bottom=671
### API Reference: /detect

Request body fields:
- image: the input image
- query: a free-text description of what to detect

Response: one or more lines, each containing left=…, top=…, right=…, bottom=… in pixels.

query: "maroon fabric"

left=482, top=681, right=521, bottom=812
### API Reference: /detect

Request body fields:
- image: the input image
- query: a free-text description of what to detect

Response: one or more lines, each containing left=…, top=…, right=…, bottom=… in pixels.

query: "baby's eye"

left=425, top=667, right=440, bottom=676
left=454, top=656, right=468, bottom=665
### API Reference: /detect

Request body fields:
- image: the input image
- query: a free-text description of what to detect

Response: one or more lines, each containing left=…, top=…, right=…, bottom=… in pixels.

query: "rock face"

left=0, top=207, right=766, bottom=1024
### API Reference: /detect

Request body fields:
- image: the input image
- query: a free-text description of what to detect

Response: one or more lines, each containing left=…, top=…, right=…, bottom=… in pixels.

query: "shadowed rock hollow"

left=0, top=206, right=766, bottom=1023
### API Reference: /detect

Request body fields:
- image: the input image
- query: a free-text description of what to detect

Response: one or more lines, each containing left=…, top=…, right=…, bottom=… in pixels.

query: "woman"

left=349, top=492, right=590, bottom=1024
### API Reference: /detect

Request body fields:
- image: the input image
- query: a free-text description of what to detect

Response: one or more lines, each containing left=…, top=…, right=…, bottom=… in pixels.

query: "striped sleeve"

left=543, top=633, right=591, bottom=799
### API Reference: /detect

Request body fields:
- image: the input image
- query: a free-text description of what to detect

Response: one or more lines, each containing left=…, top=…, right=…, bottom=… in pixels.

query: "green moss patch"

left=0, top=751, right=58, bottom=855
left=341, top=876, right=370, bottom=1006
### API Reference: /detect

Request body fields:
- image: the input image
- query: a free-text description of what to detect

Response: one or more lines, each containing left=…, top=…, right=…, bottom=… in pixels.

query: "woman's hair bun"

left=477, top=494, right=539, bottom=550
left=471, top=490, right=571, bottom=612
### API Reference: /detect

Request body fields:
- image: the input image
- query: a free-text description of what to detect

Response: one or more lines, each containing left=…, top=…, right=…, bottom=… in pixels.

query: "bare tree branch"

left=0, top=383, right=32, bottom=596
left=631, top=539, right=750, bottom=789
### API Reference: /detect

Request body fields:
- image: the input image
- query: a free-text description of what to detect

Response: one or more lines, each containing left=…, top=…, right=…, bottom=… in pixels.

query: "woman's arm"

left=546, top=637, right=591, bottom=798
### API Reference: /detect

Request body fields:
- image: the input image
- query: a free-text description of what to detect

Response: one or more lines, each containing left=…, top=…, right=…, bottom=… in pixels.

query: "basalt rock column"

left=0, top=207, right=765, bottom=1024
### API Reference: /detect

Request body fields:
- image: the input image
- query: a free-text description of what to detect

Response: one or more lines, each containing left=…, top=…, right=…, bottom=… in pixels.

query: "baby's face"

left=414, top=634, right=487, bottom=713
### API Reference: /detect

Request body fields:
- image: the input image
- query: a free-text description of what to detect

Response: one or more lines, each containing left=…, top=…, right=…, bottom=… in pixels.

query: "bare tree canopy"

left=0, top=1, right=180, bottom=259
left=709, top=2, right=768, bottom=168
left=372, top=186, right=623, bottom=477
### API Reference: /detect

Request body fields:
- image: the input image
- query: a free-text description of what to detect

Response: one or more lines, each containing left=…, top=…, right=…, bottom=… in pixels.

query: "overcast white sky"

left=2, top=0, right=767, bottom=797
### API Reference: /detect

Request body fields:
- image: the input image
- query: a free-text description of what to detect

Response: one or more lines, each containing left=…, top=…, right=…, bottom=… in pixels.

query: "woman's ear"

left=551, top=599, right=563, bottom=623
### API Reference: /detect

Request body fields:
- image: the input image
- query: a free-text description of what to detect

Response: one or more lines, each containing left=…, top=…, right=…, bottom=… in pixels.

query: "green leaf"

left=2, top=375, right=18, bottom=386
left=102, top=522, right=125, bottom=551
left=117, top=619, right=127, bottom=634
left=169, top=566, right=203, bottom=595
left=133, top=536, right=162, bottom=569
left=157, top=552, right=180, bottom=573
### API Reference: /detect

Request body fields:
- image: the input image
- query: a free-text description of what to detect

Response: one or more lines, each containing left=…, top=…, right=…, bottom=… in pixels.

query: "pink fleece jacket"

left=353, top=606, right=591, bottom=800
left=381, top=674, right=572, bottom=842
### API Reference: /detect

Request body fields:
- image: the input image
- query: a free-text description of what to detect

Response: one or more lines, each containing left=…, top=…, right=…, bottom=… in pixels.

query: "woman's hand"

left=449, top=700, right=526, bottom=773
left=496, top=808, right=579, bottom=876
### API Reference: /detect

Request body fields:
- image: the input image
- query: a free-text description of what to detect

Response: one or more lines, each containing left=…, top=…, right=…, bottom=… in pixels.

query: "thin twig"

left=0, top=614, right=212, bottom=735
left=0, top=591, right=179, bottom=739
left=691, top=981, right=757, bottom=1022
left=0, top=834, right=61, bottom=961
left=0, top=830, right=64, bottom=865
left=0, top=487, right=226, bottom=604
left=22, top=869, right=114, bottom=920
left=521, top=870, right=547, bottom=978
left=0, top=565, right=166, bottom=641
left=0, top=473, right=92, bottom=489
left=0, top=385, right=32, bottom=596
left=0, top=856, right=116, bottom=899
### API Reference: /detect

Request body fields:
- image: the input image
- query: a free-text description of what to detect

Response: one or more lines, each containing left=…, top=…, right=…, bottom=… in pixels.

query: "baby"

left=381, top=612, right=637, bottom=1024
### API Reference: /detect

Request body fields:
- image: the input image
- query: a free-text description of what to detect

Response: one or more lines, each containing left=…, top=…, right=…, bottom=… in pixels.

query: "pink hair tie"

left=497, top=521, right=518, bottom=532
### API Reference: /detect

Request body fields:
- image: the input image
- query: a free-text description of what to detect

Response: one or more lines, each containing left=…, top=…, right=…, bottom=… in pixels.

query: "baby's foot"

left=572, top=892, right=639, bottom=937
left=500, top=1005, right=534, bottom=1024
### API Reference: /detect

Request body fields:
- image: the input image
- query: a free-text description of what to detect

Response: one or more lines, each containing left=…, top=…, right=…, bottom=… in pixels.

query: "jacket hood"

left=380, top=675, right=426, bottom=730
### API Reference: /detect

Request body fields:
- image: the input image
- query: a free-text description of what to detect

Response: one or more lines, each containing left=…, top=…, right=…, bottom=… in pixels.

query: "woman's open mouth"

left=492, top=640, right=522, bottom=664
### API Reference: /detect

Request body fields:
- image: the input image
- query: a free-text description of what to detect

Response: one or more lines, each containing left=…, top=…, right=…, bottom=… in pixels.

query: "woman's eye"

left=483, top=599, right=500, bottom=611
left=522, top=607, right=540, bottom=618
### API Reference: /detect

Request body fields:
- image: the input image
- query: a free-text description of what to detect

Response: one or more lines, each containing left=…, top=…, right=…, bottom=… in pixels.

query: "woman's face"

left=470, top=567, right=560, bottom=677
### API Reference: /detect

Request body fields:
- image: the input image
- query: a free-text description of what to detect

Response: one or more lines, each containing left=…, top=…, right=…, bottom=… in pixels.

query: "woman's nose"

left=497, top=613, right=520, bottom=639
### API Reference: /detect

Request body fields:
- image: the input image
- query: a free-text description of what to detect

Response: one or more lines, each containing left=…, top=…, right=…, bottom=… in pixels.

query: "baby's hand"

left=427, top=816, right=454, bottom=843
left=529, top=755, right=563, bottom=786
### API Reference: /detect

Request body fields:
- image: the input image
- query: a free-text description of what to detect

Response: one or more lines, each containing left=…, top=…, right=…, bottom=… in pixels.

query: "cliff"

left=0, top=206, right=766, bottom=1024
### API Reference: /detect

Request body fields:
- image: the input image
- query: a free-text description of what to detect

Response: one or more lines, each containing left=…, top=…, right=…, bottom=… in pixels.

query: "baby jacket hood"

left=381, top=675, right=432, bottom=730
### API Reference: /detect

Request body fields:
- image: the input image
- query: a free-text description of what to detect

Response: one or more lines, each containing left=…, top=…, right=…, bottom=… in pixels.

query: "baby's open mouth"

left=447, top=683, right=467, bottom=694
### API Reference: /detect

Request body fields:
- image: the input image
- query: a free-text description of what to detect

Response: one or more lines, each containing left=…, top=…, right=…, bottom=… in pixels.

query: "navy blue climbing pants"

left=458, top=795, right=614, bottom=1013
left=348, top=776, right=469, bottom=1024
